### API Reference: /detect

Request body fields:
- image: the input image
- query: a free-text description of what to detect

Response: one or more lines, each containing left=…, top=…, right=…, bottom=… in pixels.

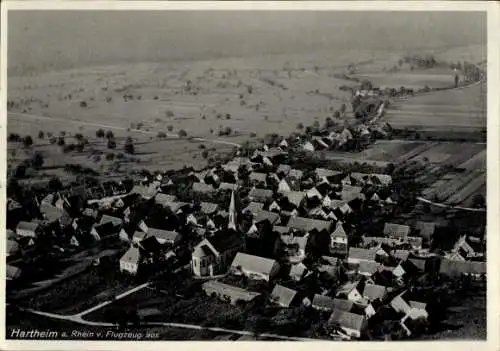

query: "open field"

left=383, top=81, right=486, bottom=132
left=353, top=71, right=456, bottom=90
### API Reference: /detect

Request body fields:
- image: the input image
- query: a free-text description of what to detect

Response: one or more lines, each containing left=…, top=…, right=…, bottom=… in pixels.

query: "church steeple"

left=228, top=189, right=237, bottom=231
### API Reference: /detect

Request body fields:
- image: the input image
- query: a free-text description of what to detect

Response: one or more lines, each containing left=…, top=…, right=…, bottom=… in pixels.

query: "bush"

left=49, top=137, right=57, bottom=145
left=297, top=123, right=304, bottom=130
left=75, top=133, right=84, bottom=141
left=8, top=133, right=21, bottom=142
left=75, top=142, right=85, bottom=152
left=93, top=155, right=101, bottom=162
left=333, top=111, right=341, bottom=118
left=57, top=137, right=66, bottom=146
left=105, top=152, right=115, bottom=161
left=178, top=129, right=188, bottom=138
left=225, top=113, right=231, bottom=120
left=250, top=132, right=257, bottom=138
left=198, top=144, right=206, bottom=149
left=80, top=101, right=87, bottom=108
left=157, top=132, right=167, bottom=139
left=107, top=139, right=117, bottom=149
left=202, top=150, right=209, bottom=159
left=38, top=131, right=45, bottom=139
left=14, top=165, right=26, bottom=178
left=48, top=177, right=63, bottom=192
left=117, top=153, right=125, bottom=160
left=106, top=131, right=114, bottom=140
left=31, top=152, right=44, bottom=169
left=124, top=137, right=135, bottom=154
left=96, top=129, right=105, bottom=138
left=166, top=110, right=174, bottom=118
left=23, top=135, right=33, bottom=148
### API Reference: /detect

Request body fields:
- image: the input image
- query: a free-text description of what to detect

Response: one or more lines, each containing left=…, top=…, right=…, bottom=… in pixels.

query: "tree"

left=49, top=137, right=57, bottom=145
left=360, top=80, right=373, bottom=91
left=105, top=152, right=115, bottom=161
left=60, top=131, right=66, bottom=137
left=202, top=150, right=209, bottom=159
left=167, top=125, right=173, bottom=132
left=57, top=137, right=65, bottom=146
left=157, top=131, right=167, bottom=139
left=23, top=135, right=34, bottom=148
left=96, top=129, right=105, bottom=138
left=398, top=58, right=404, bottom=67
left=166, top=110, right=174, bottom=118
left=325, top=117, right=335, bottom=128
left=297, top=123, right=304, bottom=130
left=31, top=152, right=44, bottom=169
left=48, top=177, right=63, bottom=192
left=80, top=101, right=87, bottom=108
left=124, top=137, right=135, bottom=154
left=38, top=131, right=45, bottom=139
left=106, top=131, right=114, bottom=140
left=14, top=164, right=26, bottom=178
left=471, top=194, right=485, bottom=208
left=75, top=133, right=84, bottom=141
left=340, top=103, right=347, bottom=115
left=333, top=110, right=341, bottom=118
left=178, top=129, right=188, bottom=138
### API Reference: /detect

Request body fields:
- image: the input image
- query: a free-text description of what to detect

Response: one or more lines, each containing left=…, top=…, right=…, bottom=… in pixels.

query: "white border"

left=1, top=2, right=499, bottom=351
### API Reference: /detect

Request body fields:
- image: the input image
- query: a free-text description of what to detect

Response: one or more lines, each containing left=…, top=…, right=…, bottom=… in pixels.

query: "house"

left=16, top=221, right=41, bottom=238
left=268, top=200, right=281, bottom=213
left=362, top=283, right=388, bottom=302
left=40, top=203, right=67, bottom=223
left=249, top=172, right=267, bottom=186
left=155, top=193, right=178, bottom=208
left=243, top=202, right=264, bottom=215
left=306, top=187, right=323, bottom=200
left=348, top=247, right=388, bottom=264
left=275, top=233, right=309, bottom=263
left=132, top=231, right=148, bottom=243
left=119, top=246, right=141, bottom=275
left=338, top=185, right=365, bottom=202
left=279, top=191, right=305, bottom=208
left=390, top=291, right=429, bottom=320
left=371, top=174, right=392, bottom=186
left=289, top=263, right=308, bottom=281
left=130, top=184, right=158, bottom=199
left=270, top=284, right=298, bottom=308
left=383, top=222, right=411, bottom=241
left=7, top=240, right=20, bottom=257
left=248, top=188, right=273, bottom=202
left=288, top=169, right=304, bottom=181
left=276, top=164, right=291, bottom=177
left=336, top=280, right=364, bottom=303
left=303, top=141, right=315, bottom=152
left=6, top=265, right=22, bottom=280
left=312, top=294, right=336, bottom=312
left=328, top=309, right=367, bottom=339
left=230, top=252, right=280, bottom=281
left=98, top=214, right=122, bottom=227
left=146, top=228, right=182, bottom=246
left=193, top=182, right=215, bottom=195
left=219, top=182, right=238, bottom=191
left=199, top=202, right=219, bottom=215
left=453, top=235, right=484, bottom=258
left=315, top=168, right=343, bottom=181
left=326, top=200, right=353, bottom=216
left=330, top=223, right=348, bottom=249
left=391, top=250, right=410, bottom=261
left=202, top=280, right=261, bottom=305
left=407, top=236, right=423, bottom=250
left=287, top=217, right=332, bottom=234
left=90, top=222, right=118, bottom=241
left=253, top=210, right=281, bottom=226
left=357, top=260, right=382, bottom=277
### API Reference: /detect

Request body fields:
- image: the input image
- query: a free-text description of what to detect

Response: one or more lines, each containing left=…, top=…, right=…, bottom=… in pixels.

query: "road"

left=416, top=196, right=486, bottom=213
left=8, top=111, right=242, bottom=148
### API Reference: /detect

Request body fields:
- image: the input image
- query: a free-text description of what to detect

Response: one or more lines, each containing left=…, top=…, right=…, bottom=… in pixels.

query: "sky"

left=8, top=11, right=487, bottom=76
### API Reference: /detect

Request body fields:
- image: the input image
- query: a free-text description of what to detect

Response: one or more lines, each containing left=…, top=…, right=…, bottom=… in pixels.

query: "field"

left=353, top=71, right=456, bottom=90
left=383, top=81, right=486, bottom=132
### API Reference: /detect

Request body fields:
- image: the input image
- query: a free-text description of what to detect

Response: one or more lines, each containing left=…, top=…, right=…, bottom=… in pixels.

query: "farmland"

left=383, top=81, right=486, bottom=132
left=352, top=71, right=456, bottom=90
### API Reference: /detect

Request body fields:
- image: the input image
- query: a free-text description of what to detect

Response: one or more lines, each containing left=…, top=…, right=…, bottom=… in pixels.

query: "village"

left=6, top=78, right=487, bottom=340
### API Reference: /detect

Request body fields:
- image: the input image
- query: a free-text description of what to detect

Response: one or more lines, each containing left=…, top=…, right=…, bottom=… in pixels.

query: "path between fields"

left=416, top=196, right=486, bottom=213
left=22, top=308, right=318, bottom=341
left=8, top=111, right=242, bottom=148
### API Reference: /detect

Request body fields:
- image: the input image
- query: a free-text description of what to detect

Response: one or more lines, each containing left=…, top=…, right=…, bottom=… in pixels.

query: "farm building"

left=202, top=280, right=261, bottom=304
left=270, top=284, right=298, bottom=308
left=16, top=221, right=41, bottom=238
left=286, top=217, right=332, bottom=234
left=146, top=228, right=182, bottom=246
left=230, top=252, right=280, bottom=281
left=328, top=309, right=367, bottom=339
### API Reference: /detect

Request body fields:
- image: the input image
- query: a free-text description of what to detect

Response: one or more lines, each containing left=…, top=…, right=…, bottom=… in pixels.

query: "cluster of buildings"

left=6, top=136, right=486, bottom=340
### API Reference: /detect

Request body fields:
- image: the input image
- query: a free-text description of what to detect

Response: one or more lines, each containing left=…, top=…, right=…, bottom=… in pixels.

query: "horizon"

left=8, top=11, right=486, bottom=76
